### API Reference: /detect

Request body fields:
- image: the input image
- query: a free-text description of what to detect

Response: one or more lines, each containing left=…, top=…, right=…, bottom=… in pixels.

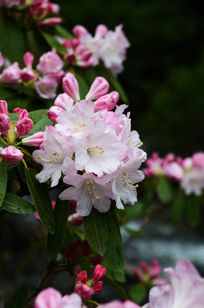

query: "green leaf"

left=27, top=116, right=52, bottom=136
left=47, top=198, right=69, bottom=261
left=186, top=195, right=201, bottom=228
left=84, top=208, right=109, bottom=256
left=25, top=168, right=55, bottom=234
left=1, top=193, right=35, bottom=214
left=29, top=109, right=48, bottom=124
left=7, top=286, right=28, bottom=308
left=129, top=283, right=147, bottom=304
left=75, top=74, right=89, bottom=99
left=55, top=25, right=73, bottom=39
left=156, top=177, right=172, bottom=203
left=171, top=189, right=186, bottom=224
left=0, top=166, right=7, bottom=207
left=41, top=32, right=67, bottom=54
left=102, top=207, right=125, bottom=282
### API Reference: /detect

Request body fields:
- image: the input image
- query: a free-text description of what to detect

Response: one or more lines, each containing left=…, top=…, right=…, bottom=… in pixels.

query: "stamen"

left=38, top=153, right=63, bottom=163
left=72, top=119, right=85, bottom=131
left=87, top=146, right=104, bottom=157
left=86, top=179, right=102, bottom=200
left=118, top=175, right=139, bottom=188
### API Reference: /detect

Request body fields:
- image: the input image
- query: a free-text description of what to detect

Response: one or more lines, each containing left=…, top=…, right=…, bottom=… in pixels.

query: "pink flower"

left=54, top=93, right=74, bottom=111
left=134, top=259, right=162, bottom=285
left=35, top=76, right=58, bottom=99
left=24, top=52, right=34, bottom=68
left=38, top=17, right=62, bottom=27
left=1, top=146, right=23, bottom=164
left=73, top=25, right=88, bottom=37
left=34, top=288, right=83, bottom=308
left=99, top=300, right=141, bottom=308
left=192, top=152, right=204, bottom=168
left=63, top=73, right=80, bottom=101
left=94, top=91, right=119, bottom=111
left=144, top=259, right=204, bottom=308
left=93, top=264, right=106, bottom=283
left=22, top=132, right=44, bottom=147
left=37, top=51, right=63, bottom=74
left=86, top=77, right=109, bottom=100
left=47, top=106, right=63, bottom=123
left=0, top=62, right=21, bottom=83
left=0, top=99, right=8, bottom=114
left=16, top=117, right=33, bottom=136
left=163, top=162, right=183, bottom=181
left=68, top=213, right=83, bottom=226
left=0, top=113, right=10, bottom=135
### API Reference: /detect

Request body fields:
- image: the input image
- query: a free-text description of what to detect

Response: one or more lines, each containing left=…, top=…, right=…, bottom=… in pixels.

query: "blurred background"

left=60, top=0, right=204, bottom=157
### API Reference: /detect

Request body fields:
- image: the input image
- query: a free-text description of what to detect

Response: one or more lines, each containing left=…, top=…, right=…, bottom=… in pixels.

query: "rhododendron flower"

left=34, top=288, right=83, bottom=308
left=35, top=76, right=58, bottom=99
left=37, top=51, right=64, bottom=74
left=133, top=259, right=165, bottom=286
left=99, top=301, right=141, bottom=308
left=143, top=259, right=204, bottom=308
left=0, top=62, right=21, bottom=83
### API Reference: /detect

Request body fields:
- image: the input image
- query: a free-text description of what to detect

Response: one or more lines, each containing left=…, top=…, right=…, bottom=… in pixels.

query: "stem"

left=17, top=147, right=33, bottom=159
left=0, top=135, right=8, bottom=146
left=22, top=158, right=28, bottom=169
left=86, top=299, right=100, bottom=307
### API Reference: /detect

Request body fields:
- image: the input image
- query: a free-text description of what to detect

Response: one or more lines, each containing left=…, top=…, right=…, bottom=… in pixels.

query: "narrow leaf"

left=1, top=193, right=35, bottom=214
left=29, top=109, right=48, bottom=124
left=25, top=168, right=55, bottom=234
left=84, top=208, right=109, bottom=256
left=47, top=198, right=69, bottom=261
left=55, top=25, right=73, bottom=39
left=129, top=283, right=147, bottom=304
left=0, top=165, right=7, bottom=207
left=171, top=189, right=186, bottom=224
left=42, top=32, right=67, bottom=54
left=27, top=116, right=52, bottom=136
left=75, top=74, right=89, bottom=99
left=156, top=177, right=172, bottom=203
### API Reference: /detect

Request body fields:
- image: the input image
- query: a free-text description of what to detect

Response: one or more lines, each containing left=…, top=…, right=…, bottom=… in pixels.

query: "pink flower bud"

left=95, top=24, right=108, bottom=38
left=63, top=38, right=72, bottom=49
left=73, top=25, right=88, bottom=37
left=20, top=68, right=37, bottom=82
left=93, top=264, right=106, bottom=283
left=63, top=73, right=80, bottom=101
left=80, top=50, right=92, bottom=62
left=51, top=3, right=60, bottom=13
left=37, top=52, right=63, bottom=74
left=13, top=107, right=23, bottom=114
left=75, top=44, right=84, bottom=54
left=47, top=106, right=63, bottom=123
left=22, top=132, right=44, bottom=147
left=0, top=52, right=4, bottom=69
left=72, top=38, right=80, bottom=48
left=80, top=58, right=94, bottom=68
left=92, top=281, right=103, bottom=294
left=68, top=213, right=83, bottom=226
left=150, top=259, right=161, bottom=279
left=86, top=77, right=109, bottom=100
left=38, top=17, right=62, bottom=27
left=0, top=113, right=10, bottom=135
left=50, top=71, right=64, bottom=83
left=35, top=76, right=58, bottom=99
left=69, top=200, right=77, bottom=212
left=192, top=152, right=204, bottom=168
left=0, top=100, right=8, bottom=114
left=54, top=93, right=74, bottom=111
left=76, top=271, right=88, bottom=283
left=18, top=109, right=29, bottom=120
left=24, top=52, right=34, bottom=68
left=74, top=284, right=93, bottom=301
left=1, top=146, right=23, bottom=164
left=94, top=91, right=119, bottom=111
left=140, top=262, right=148, bottom=273
left=16, top=117, right=33, bottom=136
left=0, top=62, right=21, bottom=83
left=65, top=54, right=76, bottom=64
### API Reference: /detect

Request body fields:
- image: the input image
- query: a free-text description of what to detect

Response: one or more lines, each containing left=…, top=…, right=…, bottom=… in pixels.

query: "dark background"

left=60, top=0, right=204, bottom=157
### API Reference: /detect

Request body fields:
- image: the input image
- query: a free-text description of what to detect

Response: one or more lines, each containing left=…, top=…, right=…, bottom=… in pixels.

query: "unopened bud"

left=73, top=25, right=88, bottom=37
left=47, top=106, right=62, bottom=123
left=54, top=93, right=74, bottom=111
left=93, top=264, right=106, bottom=283
left=63, top=73, right=80, bottom=101
left=1, top=146, right=23, bottom=164
left=74, top=284, right=93, bottom=301
left=86, top=77, right=109, bottom=100
left=22, top=132, right=44, bottom=147
left=16, top=117, right=33, bottom=136
left=0, top=114, right=10, bottom=135
left=24, top=52, right=34, bottom=68
left=94, top=91, right=119, bottom=111
left=0, top=100, right=8, bottom=115
left=76, top=271, right=88, bottom=284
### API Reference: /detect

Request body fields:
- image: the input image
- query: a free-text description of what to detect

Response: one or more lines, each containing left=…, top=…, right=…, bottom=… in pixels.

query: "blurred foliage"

left=60, top=0, right=204, bottom=156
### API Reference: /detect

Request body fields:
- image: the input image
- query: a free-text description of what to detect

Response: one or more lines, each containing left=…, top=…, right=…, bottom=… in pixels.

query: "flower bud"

left=74, top=284, right=93, bottom=301
left=68, top=213, right=83, bottom=226
left=92, top=281, right=103, bottom=294
left=54, top=93, right=74, bottom=111
left=0, top=100, right=8, bottom=114
left=35, top=76, right=58, bottom=99
left=1, top=146, right=23, bottom=164
left=65, top=54, right=76, bottom=64
left=63, top=73, right=80, bottom=101
left=51, top=3, right=60, bottom=13
left=24, top=52, right=34, bottom=68
left=0, top=113, right=10, bottom=135
left=86, top=77, right=109, bottom=100
left=18, top=109, right=29, bottom=120
left=93, top=264, right=106, bottom=283
left=95, top=24, right=108, bottom=38
left=38, top=17, right=62, bottom=27
left=47, top=106, right=62, bottom=123
left=80, top=50, right=92, bottom=62
left=72, top=38, right=80, bottom=48
left=76, top=271, right=88, bottom=284
left=94, top=91, right=119, bottom=111
left=16, top=117, right=33, bottom=136
left=13, top=107, right=23, bottom=114
left=0, top=62, right=21, bottom=83
left=20, top=68, right=37, bottom=82
left=63, top=38, right=72, bottom=49
left=0, top=52, right=4, bottom=69
left=73, top=25, right=88, bottom=37
left=37, top=52, right=63, bottom=74
left=22, top=132, right=44, bottom=147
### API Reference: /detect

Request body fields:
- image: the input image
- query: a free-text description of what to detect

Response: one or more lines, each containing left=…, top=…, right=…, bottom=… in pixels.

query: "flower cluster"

left=0, top=100, right=33, bottom=164
left=0, top=0, right=61, bottom=27
left=72, top=24, right=130, bottom=75
left=30, top=72, right=146, bottom=216
left=0, top=51, right=64, bottom=99
left=144, top=152, right=204, bottom=196
left=134, top=259, right=166, bottom=286
left=74, top=264, right=106, bottom=301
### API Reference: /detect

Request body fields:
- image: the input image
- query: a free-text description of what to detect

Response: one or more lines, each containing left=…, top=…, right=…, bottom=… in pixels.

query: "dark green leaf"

left=171, top=189, right=186, bottom=224
left=7, top=286, right=28, bottom=308
left=1, top=193, right=35, bottom=214
left=27, top=116, right=52, bottom=136
left=102, top=207, right=125, bottom=282
left=0, top=166, right=7, bottom=207
left=47, top=198, right=69, bottom=261
left=8, top=113, right=19, bottom=123
left=29, top=109, right=48, bottom=124
left=84, top=208, right=109, bottom=256
left=25, top=168, right=55, bottom=234
left=75, top=74, right=89, bottom=99
left=55, top=25, right=73, bottom=39
left=156, top=177, right=172, bottom=203
left=186, top=195, right=201, bottom=228
left=129, top=283, right=147, bottom=304
left=41, top=32, right=67, bottom=54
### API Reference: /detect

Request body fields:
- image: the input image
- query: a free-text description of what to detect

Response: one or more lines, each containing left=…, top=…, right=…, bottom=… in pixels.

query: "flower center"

left=118, top=172, right=139, bottom=188
left=72, top=119, right=85, bottom=131
left=85, top=179, right=101, bottom=200
left=38, top=152, right=63, bottom=163
left=87, top=146, right=104, bottom=157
